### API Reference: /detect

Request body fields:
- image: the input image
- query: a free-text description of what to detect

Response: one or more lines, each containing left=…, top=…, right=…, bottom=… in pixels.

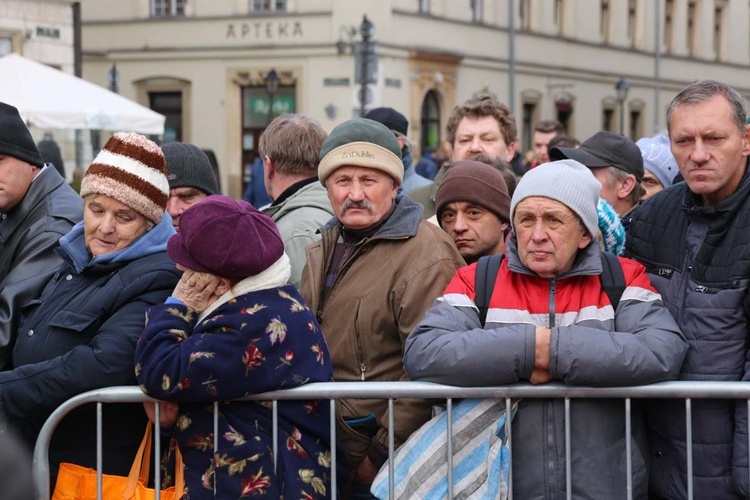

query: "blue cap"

left=636, top=134, right=678, bottom=188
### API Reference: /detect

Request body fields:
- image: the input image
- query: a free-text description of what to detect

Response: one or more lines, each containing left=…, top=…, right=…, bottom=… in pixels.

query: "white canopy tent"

left=0, top=53, right=165, bottom=135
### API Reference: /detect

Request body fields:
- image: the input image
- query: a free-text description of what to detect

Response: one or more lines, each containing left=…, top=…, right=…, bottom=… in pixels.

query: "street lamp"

left=615, top=77, right=630, bottom=135
left=108, top=63, right=119, bottom=93
left=358, top=15, right=375, bottom=117
left=264, top=68, right=280, bottom=124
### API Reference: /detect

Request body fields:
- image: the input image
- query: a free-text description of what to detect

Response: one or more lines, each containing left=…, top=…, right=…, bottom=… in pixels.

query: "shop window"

left=149, top=92, right=182, bottom=143
left=420, top=90, right=440, bottom=152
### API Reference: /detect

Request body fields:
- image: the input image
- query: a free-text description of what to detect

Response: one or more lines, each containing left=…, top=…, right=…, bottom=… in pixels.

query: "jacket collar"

left=59, top=213, right=175, bottom=273
left=505, top=232, right=602, bottom=280
left=681, top=157, right=750, bottom=219
left=320, top=194, right=423, bottom=240
left=267, top=176, right=318, bottom=209
left=0, top=167, right=65, bottom=244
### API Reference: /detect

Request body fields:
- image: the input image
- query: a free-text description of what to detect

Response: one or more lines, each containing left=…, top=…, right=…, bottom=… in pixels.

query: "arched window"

left=420, top=90, right=441, bottom=153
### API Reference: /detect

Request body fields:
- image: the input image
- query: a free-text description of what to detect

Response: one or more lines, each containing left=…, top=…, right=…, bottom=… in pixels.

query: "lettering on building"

left=226, top=21, right=303, bottom=40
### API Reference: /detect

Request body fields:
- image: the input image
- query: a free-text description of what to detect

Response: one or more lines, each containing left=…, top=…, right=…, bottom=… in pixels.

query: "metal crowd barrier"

left=32, top=381, right=750, bottom=500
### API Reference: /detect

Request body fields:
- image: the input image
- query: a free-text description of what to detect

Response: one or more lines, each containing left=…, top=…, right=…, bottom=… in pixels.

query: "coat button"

left=65, top=274, right=73, bottom=281
left=26, top=329, right=33, bottom=337
left=655, top=451, right=663, bottom=457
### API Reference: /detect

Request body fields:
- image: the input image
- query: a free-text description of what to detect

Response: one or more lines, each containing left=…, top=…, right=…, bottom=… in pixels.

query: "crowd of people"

left=0, top=77, right=748, bottom=499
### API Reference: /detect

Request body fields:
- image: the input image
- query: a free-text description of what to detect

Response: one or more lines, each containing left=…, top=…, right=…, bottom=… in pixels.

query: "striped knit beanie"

left=510, top=159, right=601, bottom=239
left=81, top=132, right=169, bottom=224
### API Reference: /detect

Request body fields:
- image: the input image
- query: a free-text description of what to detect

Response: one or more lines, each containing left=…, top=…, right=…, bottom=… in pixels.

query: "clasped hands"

left=531, top=326, right=553, bottom=384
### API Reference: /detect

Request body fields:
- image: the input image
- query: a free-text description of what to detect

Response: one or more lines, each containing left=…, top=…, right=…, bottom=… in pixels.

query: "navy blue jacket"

left=0, top=216, right=180, bottom=479
left=626, top=166, right=750, bottom=499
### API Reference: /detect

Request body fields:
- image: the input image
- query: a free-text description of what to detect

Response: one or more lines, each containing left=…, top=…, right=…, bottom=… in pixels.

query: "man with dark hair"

left=0, top=102, right=82, bottom=369
left=550, top=131, right=644, bottom=218
left=163, top=142, right=219, bottom=232
left=301, top=118, right=464, bottom=498
left=408, top=94, right=517, bottom=219
left=435, top=160, right=511, bottom=263
left=532, top=119, right=565, bottom=167
left=261, top=113, right=333, bottom=288
left=626, top=80, right=750, bottom=499
left=364, top=107, right=431, bottom=193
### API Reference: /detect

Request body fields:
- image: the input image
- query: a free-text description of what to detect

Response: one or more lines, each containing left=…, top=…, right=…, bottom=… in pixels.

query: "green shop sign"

left=250, top=97, right=295, bottom=116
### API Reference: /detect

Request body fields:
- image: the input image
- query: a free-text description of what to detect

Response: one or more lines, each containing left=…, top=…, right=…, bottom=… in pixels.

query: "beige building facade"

left=79, top=0, right=750, bottom=198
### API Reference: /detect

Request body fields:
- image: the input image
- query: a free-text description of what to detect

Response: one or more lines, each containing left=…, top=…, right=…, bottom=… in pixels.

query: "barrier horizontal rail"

left=33, top=381, right=750, bottom=499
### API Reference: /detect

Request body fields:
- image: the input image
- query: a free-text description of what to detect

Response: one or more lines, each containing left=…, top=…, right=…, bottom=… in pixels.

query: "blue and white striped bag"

left=370, top=398, right=516, bottom=500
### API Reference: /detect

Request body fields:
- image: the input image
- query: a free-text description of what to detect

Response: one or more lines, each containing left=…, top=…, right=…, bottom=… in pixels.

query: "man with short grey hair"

left=627, top=79, right=750, bottom=499
left=260, top=113, right=333, bottom=288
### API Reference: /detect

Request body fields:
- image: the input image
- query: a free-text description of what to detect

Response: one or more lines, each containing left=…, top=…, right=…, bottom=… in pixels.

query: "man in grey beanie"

left=163, top=142, right=219, bottom=232
left=405, top=159, right=688, bottom=499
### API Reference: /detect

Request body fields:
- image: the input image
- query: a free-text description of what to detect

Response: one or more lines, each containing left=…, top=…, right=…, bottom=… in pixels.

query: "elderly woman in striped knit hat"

left=0, top=132, right=181, bottom=483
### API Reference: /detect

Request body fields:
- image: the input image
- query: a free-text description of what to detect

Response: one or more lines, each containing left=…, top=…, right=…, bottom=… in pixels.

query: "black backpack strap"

left=599, top=251, right=626, bottom=310
left=474, top=253, right=504, bottom=327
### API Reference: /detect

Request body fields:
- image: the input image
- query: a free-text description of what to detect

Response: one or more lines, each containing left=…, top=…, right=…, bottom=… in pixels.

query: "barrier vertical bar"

left=685, top=398, right=693, bottom=500
left=97, top=402, right=103, bottom=500
left=506, top=397, right=513, bottom=500
left=565, top=397, right=571, bottom=500
left=447, top=398, right=454, bottom=500
left=273, top=400, right=279, bottom=474
left=388, top=398, right=395, bottom=499
left=155, top=404, right=161, bottom=500
left=747, top=400, right=750, bottom=498
left=330, top=399, right=337, bottom=499
left=625, top=398, right=632, bottom=500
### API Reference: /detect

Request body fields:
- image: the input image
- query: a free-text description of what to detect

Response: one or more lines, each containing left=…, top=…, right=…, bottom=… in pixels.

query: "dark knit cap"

left=436, top=160, right=511, bottom=224
left=318, top=118, right=403, bottom=185
left=364, top=107, right=409, bottom=136
left=163, top=142, right=219, bottom=195
left=0, top=103, right=44, bottom=168
left=167, top=195, right=284, bottom=280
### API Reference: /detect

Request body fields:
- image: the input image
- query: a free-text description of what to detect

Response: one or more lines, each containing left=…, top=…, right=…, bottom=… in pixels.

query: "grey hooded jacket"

left=0, top=167, right=82, bottom=369
left=404, top=236, right=688, bottom=499
left=263, top=178, right=334, bottom=289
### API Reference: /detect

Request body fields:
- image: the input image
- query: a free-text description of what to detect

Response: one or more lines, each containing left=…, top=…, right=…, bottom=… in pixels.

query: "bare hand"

left=143, top=401, right=179, bottom=428
left=534, top=327, right=552, bottom=370
left=173, top=270, right=221, bottom=313
left=530, top=368, right=553, bottom=384
left=355, top=456, right=380, bottom=484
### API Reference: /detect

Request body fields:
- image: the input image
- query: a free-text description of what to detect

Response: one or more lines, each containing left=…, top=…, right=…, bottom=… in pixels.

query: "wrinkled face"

left=533, top=131, right=557, bottom=164
left=84, top=194, right=150, bottom=257
left=641, top=170, right=664, bottom=200
left=452, top=116, right=516, bottom=162
left=514, top=197, right=592, bottom=279
left=167, top=187, right=209, bottom=232
left=669, top=94, right=750, bottom=207
left=326, top=166, right=398, bottom=231
left=440, top=201, right=508, bottom=264
left=0, top=155, right=37, bottom=212
left=589, top=167, right=617, bottom=207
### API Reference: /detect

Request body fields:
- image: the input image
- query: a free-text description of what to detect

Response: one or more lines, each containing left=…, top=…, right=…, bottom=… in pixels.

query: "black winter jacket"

left=626, top=166, right=750, bottom=499
left=0, top=167, right=82, bottom=369
left=0, top=220, right=180, bottom=480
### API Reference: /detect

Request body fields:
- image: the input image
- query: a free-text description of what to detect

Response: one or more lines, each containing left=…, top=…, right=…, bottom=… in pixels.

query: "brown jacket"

left=301, top=195, right=464, bottom=474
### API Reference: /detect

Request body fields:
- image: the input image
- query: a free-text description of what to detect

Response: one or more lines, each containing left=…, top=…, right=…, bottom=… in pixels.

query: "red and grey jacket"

left=404, top=236, right=688, bottom=499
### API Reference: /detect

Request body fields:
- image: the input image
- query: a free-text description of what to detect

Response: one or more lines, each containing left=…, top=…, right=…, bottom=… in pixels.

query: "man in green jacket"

left=260, top=114, right=334, bottom=289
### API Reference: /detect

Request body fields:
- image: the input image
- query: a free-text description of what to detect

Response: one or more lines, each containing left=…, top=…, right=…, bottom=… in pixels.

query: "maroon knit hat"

left=167, top=195, right=284, bottom=280
left=435, top=160, right=511, bottom=225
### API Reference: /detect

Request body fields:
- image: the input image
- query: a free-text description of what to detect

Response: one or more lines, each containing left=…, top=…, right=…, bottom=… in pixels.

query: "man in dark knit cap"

left=435, top=160, right=511, bottom=263
left=163, top=142, right=219, bottom=232
left=300, top=117, right=464, bottom=498
left=0, top=102, right=82, bottom=369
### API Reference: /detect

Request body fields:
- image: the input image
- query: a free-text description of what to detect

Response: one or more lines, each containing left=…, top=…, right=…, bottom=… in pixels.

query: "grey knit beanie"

left=510, top=159, right=601, bottom=238
left=163, top=142, right=219, bottom=195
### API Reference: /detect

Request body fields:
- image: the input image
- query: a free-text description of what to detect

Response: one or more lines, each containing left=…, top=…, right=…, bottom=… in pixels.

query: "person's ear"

left=262, top=155, right=274, bottom=180
left=213, top=277, right=232, bottom=297
left=617, top=174, right=637, bottom=200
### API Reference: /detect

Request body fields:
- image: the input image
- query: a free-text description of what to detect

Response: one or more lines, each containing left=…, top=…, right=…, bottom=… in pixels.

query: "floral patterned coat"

left=135, top=284, right=335, bottom=499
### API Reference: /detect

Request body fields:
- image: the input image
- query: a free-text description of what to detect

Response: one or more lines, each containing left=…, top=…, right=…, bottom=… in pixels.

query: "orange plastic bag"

left=52, top=423, right=184, bottom=500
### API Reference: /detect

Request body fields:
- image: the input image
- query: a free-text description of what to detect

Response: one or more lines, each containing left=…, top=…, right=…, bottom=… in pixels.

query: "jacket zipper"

left=353, top=299, right=367, bottom=381
left=546, top=278, right=557, bottom=498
